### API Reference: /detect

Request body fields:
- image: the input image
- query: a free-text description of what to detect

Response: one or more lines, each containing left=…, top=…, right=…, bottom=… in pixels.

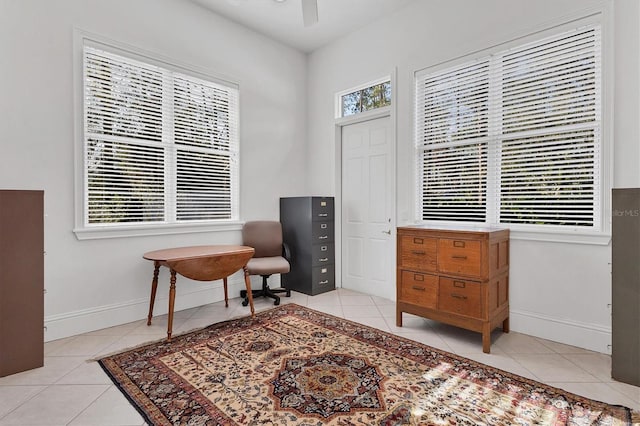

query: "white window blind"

left=415, top=24, right=601, bottom=230
left=83, top=46, right=239, bottom=227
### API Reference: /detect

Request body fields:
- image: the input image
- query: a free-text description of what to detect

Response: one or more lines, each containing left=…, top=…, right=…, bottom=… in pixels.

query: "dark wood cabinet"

left=0, top=190, right=44, bottom=377
left=612, top=188, right=640, bottom=386
left=396, top=226, right=509, bottom=353
left=280, top=197, right=335, bottom=295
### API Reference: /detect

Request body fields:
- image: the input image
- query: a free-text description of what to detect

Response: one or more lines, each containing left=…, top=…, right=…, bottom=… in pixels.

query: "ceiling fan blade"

left=301, top=0, right=318, bottom=27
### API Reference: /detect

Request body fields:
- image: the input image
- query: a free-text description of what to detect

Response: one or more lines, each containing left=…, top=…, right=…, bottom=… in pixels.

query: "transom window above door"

left=337, top=78, right=391, bottom=118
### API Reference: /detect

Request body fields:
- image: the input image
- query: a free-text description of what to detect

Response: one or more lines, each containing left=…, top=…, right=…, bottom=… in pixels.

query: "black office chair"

left=240, top=221, right=291, bottom=306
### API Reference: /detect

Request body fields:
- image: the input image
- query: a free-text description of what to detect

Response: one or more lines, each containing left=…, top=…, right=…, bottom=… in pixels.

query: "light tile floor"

left=1, top=288, right=639, bottom=425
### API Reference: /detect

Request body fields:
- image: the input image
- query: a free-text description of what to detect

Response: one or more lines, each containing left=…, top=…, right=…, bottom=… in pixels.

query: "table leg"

left=243, top=266, right=255, bottom=317
left=167, top=269, right=177, bottom=341
left=223, top=277, right=229, bottom=307
left=147, top=261, right=160, bottom=326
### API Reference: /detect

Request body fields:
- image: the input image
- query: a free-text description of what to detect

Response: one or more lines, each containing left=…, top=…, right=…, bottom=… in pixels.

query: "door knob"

left=382, top=229, right=391, bottom=235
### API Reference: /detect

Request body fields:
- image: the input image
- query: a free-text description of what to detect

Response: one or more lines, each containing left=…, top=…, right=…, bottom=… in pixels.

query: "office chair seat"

left=245, top=257, right=290, bottom=276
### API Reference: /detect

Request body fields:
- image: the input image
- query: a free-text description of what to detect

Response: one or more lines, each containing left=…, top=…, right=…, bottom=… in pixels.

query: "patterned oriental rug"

left=99, top=304, right=638, bottom=425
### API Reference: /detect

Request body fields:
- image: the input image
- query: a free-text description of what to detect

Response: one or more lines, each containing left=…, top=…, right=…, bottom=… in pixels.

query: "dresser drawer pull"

left=453, top=241, right=466, bottom=248
left=319, top=258, right=329, bottom=262
left=412, top=286, right=426, bottom=291
left=319, top=235, right=328, bottom=239
left=452, top=255, right=468, bottom=260
left=451, top=293, right=468, bottom=300
left=413, top=238, right=424, bottom=244
left=318, top=213, right=328, bottom=217
left=319, top=280, right=329, bottom=285
left=453, top=281, right=466, bottom=288
left=411, top=250, right=426, bottom=255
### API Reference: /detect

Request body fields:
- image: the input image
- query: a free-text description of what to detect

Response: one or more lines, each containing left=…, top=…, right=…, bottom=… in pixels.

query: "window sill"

left=509, top=229, right=611, bottom=245
left=409, top=221, right=611, bottom=245
left=73, top=220, right=244, bottom=240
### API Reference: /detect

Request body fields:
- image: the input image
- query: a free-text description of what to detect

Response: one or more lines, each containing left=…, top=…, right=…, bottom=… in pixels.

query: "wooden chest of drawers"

left=396, top=226, right=509, bottom=353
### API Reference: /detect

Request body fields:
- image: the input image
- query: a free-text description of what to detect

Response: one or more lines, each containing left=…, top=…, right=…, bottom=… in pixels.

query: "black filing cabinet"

left=280, top=197, right=335, bottom=295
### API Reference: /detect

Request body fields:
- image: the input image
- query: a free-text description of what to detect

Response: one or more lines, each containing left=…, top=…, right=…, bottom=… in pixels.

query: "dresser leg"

left=482, top=323, right=491, bottom=354
left=502, top=317, right=510, bottom=333
left=147, top=262, right=160, bottom=326
left=396, top=309, right=403, bottom=327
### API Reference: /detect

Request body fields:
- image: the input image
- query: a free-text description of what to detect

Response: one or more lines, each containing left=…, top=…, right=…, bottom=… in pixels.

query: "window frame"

left=413, top=13, right=612, bottom=245
left=73, top=31, right=243, bottom=240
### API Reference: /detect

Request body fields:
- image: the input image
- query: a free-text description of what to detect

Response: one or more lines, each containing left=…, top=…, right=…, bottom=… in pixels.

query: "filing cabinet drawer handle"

left=319, top=258, right=329, bottom=262
left=412, top=286, right=426, bottom=291
left=319, top=280, right=329, bottom=285
left=452, top=255, right=468, bottom=260
left=318, top=213, right=328, bottom=217
left=412, top=250, right=426, bottom=255
left=319, top=235, right=328, bottom=239
left=451, top=293, right=468, bottom=300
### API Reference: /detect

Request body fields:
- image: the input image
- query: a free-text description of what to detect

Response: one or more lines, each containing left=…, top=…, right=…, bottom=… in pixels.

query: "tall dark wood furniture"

left=396, top=226, right=509, bottom=353
left=612, top=188, right=640, bottom=386
left=280, top=197, right=335, bottom=295
left=0, top=190, right=44, bottom=377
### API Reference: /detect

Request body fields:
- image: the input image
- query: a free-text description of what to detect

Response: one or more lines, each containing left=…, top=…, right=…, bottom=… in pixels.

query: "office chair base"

left=241, top=276, right=290, bottom=306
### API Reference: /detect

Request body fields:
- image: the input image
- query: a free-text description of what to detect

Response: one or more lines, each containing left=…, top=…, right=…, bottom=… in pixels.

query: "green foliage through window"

left=341, top=81, right=391, bottom=117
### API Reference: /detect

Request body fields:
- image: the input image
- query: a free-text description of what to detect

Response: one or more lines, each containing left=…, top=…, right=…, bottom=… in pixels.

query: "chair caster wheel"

left=242, top=299, right=249, bottom=307
left=274, top=300, right=280, bottom=306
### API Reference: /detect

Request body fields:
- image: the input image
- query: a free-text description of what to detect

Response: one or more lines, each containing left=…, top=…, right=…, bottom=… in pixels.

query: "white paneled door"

left=341, top=116, right=395, bottom=300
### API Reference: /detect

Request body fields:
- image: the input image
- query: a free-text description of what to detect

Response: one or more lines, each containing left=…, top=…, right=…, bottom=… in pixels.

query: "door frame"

left=333, top=69, right=398, bottom=293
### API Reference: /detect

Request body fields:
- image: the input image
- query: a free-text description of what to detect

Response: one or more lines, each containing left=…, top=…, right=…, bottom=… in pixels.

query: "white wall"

left=0, top=0, right=308, bottom=340
left=307, top=0, right=640, bottom=353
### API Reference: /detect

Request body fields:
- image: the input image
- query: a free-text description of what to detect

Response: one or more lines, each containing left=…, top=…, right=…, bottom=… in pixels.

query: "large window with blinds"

left=81, top=45, right=239, bottom=229
left=415, top=23, right=602, bottom=231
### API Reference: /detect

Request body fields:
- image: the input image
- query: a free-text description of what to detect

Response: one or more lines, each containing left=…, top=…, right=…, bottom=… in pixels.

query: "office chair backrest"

left=242, top=221, right=284, bottom=258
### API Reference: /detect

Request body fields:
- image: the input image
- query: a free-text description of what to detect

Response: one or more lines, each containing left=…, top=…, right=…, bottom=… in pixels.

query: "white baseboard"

left=510, top=309, right=612, bottom=354
left=44, top=277, right=249, bottom=342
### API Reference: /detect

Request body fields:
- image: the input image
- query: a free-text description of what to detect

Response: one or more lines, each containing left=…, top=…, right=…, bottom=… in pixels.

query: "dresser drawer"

left=438, top=239, right=482, bottom=277
left=438, top=277, right=482, bottom=318
left=311, top=243, right=334, bottom=266
left=312, top=221, right=334, bottom=243
left=399, top=271, right=437, bottom=308
left=399, top=235, right=437, bottom=271
left=312, top=198, right=334, bottom=221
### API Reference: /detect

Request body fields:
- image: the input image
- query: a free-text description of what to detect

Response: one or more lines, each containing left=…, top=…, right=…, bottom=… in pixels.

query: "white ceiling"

left=190, top=0, right=415, bottom=53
